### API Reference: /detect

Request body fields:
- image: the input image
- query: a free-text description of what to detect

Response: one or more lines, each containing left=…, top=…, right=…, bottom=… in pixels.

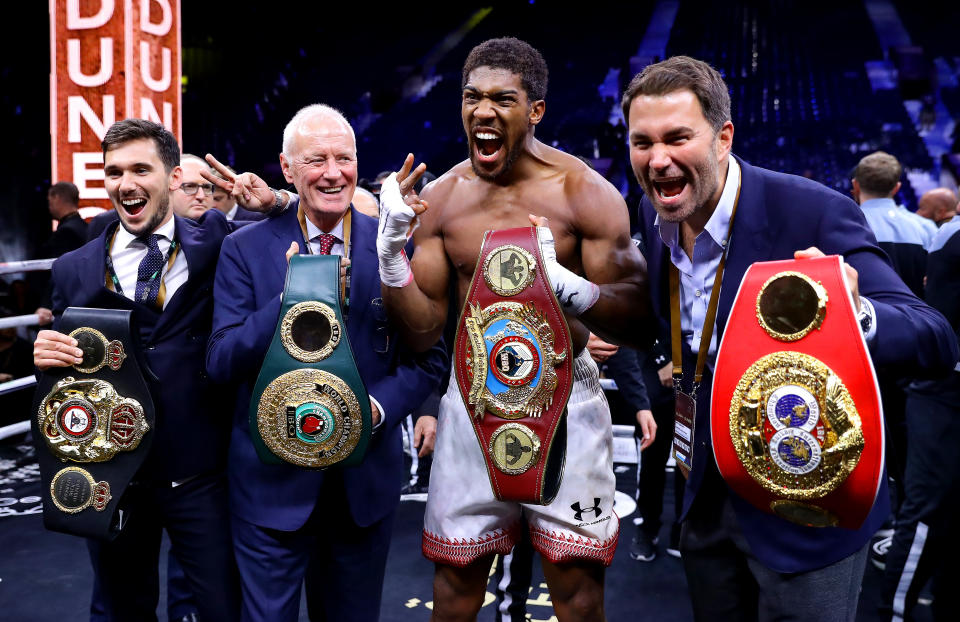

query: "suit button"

left=145, top=344, right=156, bottom=351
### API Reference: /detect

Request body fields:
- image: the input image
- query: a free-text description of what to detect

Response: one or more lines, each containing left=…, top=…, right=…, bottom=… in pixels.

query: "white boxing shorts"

left=423, top=349, right=618, bottom=567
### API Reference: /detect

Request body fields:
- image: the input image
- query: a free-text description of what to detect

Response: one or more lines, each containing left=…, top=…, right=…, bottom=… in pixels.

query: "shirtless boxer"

left=377, top=38, right=653, bottom=621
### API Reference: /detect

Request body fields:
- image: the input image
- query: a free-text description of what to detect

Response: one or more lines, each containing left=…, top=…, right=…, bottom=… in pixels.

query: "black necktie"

left=135, top=234, right=164, bottom=306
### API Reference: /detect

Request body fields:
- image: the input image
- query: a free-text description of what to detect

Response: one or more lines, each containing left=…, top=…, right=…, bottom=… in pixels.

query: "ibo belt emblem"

left=250, top=255, right=371, bottom=469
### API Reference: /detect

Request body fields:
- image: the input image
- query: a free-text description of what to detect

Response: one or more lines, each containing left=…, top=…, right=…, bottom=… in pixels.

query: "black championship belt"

left=249, top=254, right=372, bottom=468
left=31, top=308, right=155, bottom=540
left=711, top=256, right=884, bottom=529
left=454, top=227, right=573, bottom=505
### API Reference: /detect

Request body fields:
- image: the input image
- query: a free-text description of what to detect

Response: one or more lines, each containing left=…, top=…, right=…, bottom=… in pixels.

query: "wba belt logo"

left=571, top=498, right=602, bottom=522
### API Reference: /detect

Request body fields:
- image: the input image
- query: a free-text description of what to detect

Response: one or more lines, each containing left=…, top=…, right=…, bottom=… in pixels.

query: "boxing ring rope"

left=0, top=258, right=56, bottom=275
left=0, top=314, right=42, bottom=330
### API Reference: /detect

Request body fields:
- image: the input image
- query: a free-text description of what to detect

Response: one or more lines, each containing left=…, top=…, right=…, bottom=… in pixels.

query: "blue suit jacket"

left=638, top=157, right=959, bottom=573
left=206, top=201, right=447, bottom=530
left=50, top=210, right=235, bottom=482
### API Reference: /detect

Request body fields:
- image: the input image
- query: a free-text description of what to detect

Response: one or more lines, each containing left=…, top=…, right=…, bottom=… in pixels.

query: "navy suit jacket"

left=638, top=157, right=959, bottom=572
left=50, top=209, right=235, bottom=481
left=206, top=200, right=447, bottom=530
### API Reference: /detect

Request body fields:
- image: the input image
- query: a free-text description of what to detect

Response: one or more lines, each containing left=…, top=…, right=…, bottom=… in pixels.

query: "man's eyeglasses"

left=179, top=182, right=215, bottom=196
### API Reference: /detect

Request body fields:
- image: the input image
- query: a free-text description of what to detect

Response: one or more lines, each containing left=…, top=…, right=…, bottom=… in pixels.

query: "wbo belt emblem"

left=38, top=377, right=150, bottom=463
left=462, top=301, right=566, bottom=423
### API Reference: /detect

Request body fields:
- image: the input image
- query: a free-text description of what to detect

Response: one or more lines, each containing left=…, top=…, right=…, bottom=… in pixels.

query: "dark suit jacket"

left=638, top=156, right=959, bottom=573
left=41, top=212, right=88, bottom=258
left=206, top=201, right=447, bottom=530
left=50, top=209, right=235, bottom=481
left=86, top=209, right=119, bottom=242
left=231, top=206, right=266, bottom=222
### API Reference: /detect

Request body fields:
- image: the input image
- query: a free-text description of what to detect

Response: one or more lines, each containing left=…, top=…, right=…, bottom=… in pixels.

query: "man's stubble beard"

left=119, top=190, right=171, bottom=237
left=470, top=137, right=524, bottom=181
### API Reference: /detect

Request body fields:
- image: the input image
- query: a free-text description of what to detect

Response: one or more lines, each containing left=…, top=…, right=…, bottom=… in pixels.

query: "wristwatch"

left=856, top=296, right=874, bottom=335
left=270, top=189, right=286, bottom=213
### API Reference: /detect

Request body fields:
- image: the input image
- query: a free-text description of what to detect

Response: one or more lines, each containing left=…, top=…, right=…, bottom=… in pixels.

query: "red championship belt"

left=711, top=256, right=884, bottom=529
left=454, top=227, right=573, bottom=504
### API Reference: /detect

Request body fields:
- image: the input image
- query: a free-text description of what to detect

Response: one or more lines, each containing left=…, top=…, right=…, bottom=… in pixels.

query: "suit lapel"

left=717, top=157, right=772, bottom=335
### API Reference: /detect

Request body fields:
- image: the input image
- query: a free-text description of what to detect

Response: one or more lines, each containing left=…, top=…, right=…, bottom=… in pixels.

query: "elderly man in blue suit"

left=623, top=57, right=959, bottom=621
left=32, top=118, right=279, bottom=620
left=205, top=103, right=447, bottom=622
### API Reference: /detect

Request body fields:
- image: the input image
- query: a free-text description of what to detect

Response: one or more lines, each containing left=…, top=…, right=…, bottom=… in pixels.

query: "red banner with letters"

left=50, top=0, right=181, bottom=219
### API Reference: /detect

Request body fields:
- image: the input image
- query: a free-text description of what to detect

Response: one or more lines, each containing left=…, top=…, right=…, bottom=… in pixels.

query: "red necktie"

left=316, top=233, right=336, bottom=255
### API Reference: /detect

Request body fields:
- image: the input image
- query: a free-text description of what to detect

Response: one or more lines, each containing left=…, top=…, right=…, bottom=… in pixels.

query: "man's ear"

left=279, top=153, right=295, bottom=185
left=891, top=181, right=902, bottom=197
left=529, top=100, right=545, bottom=126
left=715, top=121, right=734, bottom=160
left=168, top=166, right=182, bottom=191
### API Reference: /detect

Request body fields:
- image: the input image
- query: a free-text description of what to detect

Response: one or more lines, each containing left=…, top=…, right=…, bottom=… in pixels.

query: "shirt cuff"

left=370, top=395, right=386, bottom=433
left=859, top=296, right=877, bottom=345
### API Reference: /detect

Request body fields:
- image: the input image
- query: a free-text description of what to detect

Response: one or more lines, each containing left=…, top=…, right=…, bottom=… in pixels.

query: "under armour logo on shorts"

left=571, top=497, right=602, bottom=521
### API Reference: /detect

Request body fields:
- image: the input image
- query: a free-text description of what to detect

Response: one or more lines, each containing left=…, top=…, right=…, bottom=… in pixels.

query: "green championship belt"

left=249, top=254, right=372, bottom=468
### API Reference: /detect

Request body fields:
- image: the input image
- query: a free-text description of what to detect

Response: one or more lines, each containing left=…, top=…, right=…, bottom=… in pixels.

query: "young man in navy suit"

left=205, top=104, right=447, bottom=622
left=32, top=118, right=274, bottom=620
left=623, top=56, right=959, bottom=621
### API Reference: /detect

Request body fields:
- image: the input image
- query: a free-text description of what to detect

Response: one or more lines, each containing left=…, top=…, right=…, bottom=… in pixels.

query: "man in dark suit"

left=205, top=104, right=447, bottom=622
left=33, top=118, right=273, bottom=621
left=623, top=56, right=958, bottom=621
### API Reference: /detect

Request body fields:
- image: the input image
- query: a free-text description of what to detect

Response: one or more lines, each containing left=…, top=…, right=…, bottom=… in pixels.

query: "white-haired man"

left=204, top=104, right=447, bottom=621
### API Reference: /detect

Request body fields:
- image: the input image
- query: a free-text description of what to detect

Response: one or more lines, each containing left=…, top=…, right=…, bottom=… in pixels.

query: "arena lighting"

left=49, top=0, right=182, bottom=218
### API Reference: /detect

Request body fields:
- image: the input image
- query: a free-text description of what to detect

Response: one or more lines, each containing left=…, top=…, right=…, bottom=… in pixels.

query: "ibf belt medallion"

left=462, top=301, right=566, bottom=421
left=38, top=377, right=149, bottom=462
left=70, top=327, right=126, bottom=373
left=256, top=369, right=364, bottom=468
left=455, top=227, right=573, bottom=505
left=250, top=254, right=372, bottom=469
left=711, top=257, right=883, bottom=529
left=50, top=467, right=112, bottom=514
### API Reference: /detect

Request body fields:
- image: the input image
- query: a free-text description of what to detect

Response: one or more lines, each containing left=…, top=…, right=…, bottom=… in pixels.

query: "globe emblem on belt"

left=769, top=428, right=822, bottom=475
left=490, top=336, right=540, bottom=387
left=766, top=385, right=819, bottom=431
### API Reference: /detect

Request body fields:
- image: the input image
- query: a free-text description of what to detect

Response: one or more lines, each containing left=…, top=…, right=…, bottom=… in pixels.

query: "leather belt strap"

left=710, top=256, right=883, bottom=529
left=454, top=227, right=573, bottom=505
left=32, top=307, right=156, bottom=540
left=250, top=254, right=371, bottom=469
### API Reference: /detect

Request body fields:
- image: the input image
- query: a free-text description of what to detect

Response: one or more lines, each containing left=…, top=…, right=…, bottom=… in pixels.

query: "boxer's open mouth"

left=652, top=177, right=687, bottom=200
left=474, top=129, right=503, bottom=161
left=120, top=197, right=148, bottom=216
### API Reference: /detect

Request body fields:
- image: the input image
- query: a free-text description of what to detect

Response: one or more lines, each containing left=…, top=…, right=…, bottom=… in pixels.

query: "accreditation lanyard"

left=297, top=204, right=351, bottom=316
left=104, top=226, right=180, bottom=309
left=669, top=181, right=741, bottom=477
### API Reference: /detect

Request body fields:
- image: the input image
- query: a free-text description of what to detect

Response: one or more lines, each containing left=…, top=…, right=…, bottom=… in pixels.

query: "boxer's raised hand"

left=378, top=154, right=429, bottom=287
left=529, top=214, right=600, bottom=316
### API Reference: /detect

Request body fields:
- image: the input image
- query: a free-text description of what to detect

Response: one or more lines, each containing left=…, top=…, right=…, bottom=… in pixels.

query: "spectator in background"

left=916, top=187, right=959, bottom=228
left=42, top=182, right=88, bottom=258
left=31, top=182, right=89, bottom=324
left=171, top=154, right=216, bottom=219
left=852, top=151, right=930, bottom=296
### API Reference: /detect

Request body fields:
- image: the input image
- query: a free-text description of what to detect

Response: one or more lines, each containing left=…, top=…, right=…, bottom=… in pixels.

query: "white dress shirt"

left=109, top=216, right=187, bottom=309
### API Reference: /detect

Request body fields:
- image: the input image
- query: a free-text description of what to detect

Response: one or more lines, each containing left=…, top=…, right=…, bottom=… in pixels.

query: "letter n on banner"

left=51, top=0, right=181, bottom=217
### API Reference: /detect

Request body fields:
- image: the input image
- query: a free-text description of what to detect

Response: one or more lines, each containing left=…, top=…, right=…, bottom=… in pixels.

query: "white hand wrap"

left=376, top=173, right=417, bottom=287
left=535, top=225, right=600, bottom=316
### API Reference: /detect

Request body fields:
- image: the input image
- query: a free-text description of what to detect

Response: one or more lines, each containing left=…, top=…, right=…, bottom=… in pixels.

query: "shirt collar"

left=859, top=197, right=897, bottom=211
left=114, top=214, right=176, bottom=249
left=225, top=205, right=238, bottom=220
left=656, top=156, right=741, bottom=250
left=305, top=212, right=345, bottom=243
